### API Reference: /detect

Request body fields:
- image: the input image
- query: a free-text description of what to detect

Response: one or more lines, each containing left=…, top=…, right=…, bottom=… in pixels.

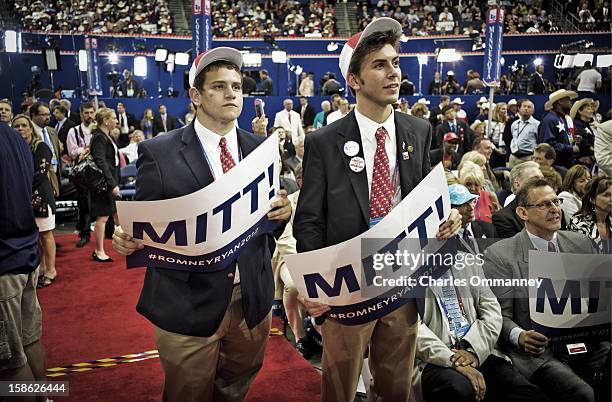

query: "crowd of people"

left=15, top=0, right=174, bottom=34
left=211, top=0, right=337, bottom=38
left=359, top=0, right=568, bottom=36
left=566, top=0, right=611, bottom=31
left=1, top=15, right=611, bottom=402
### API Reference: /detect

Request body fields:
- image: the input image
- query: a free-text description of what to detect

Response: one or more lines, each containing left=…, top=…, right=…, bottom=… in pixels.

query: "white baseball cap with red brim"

left=339, top=17, right=402, bottom=81
left=188, top=47, right=243, bottom=88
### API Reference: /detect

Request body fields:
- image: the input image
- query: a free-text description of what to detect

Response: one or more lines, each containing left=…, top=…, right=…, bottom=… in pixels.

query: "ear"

left=347, top=72, right=361, bottom=93
left=189, top=87, right=201, bottom=107
left=516, top=205, right=529, bottom=222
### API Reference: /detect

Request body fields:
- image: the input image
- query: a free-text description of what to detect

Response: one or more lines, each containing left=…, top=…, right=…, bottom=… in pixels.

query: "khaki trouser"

left=321, top=301, right=419, bottom=402
left=154, top=286, right=271, bottom=402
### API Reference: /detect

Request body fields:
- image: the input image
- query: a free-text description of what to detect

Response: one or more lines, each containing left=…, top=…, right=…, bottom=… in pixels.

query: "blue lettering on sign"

left=304, top=195, right=445, bottom=297
left=536, top=279, right=612, bottom=314
left=304, top=265, right=360, bottom=298
left=133, top=220, right=188, bottom=246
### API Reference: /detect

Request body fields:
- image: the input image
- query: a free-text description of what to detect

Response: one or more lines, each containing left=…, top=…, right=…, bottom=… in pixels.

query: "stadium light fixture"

left=242, top=52, right=262, bottom=67
left=327, top=42, right=338, bottom=52
left=436, top=48, right=462, bottom=63
left=596, top=54, right=612, bottom=68
left=108, top=52, right=119, bottom=65
left=166, top=53, right=175, bottom=72
left=134, top=56, right=147, bottom=77
left=572, top=53, right=594, bottom=67
left=271, top=50, right=287, bottom=64
left=155, top=48, right=168, bottom=62
left=78, top=50, right=88, bottom=71
left=175, top=52, right=189, bottom=66
left=5, top=30, right=21, bottom=53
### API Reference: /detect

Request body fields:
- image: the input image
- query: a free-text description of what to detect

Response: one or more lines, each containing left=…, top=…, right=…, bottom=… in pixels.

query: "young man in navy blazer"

left=294, top=17, right=461, bottom=402
left=112, top=48, right=291, bottom=402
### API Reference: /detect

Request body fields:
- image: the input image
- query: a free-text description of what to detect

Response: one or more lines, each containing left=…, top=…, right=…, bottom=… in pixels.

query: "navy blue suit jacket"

left=134, top=121, right=278, bottom=337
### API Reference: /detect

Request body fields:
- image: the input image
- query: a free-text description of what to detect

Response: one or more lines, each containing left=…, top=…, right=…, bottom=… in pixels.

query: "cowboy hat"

left=569, top=98, right=594, bottom=120
left=544, top=89, right=578, bottom=111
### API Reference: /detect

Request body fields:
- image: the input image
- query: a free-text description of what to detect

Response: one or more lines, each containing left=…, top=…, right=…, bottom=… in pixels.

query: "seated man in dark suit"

left=112, top=47, right=291, bottom=402
left=493, top=162, right=543, bottom=238
left=430, top=132, right=461, bottom=171
left=449, top=184, right=497, bottom=254
left=484, top=177, right=610, bottom=402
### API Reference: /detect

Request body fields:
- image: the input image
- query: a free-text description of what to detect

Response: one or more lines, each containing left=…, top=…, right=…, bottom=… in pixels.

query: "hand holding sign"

left=112, top=225, right=144, bottom=256
left=267, top=189, right=292, bottom=221
left=436, top=208, right=462, bottom=240
left=298, top=294, right=330, bottom=318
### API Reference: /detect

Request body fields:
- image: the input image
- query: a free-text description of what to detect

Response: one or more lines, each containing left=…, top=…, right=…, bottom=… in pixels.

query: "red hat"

left=189, top=47, right=243, bottom=87
left=339, top=17, right=402, bottom=81
left=443, top=132, right=459, bottom=142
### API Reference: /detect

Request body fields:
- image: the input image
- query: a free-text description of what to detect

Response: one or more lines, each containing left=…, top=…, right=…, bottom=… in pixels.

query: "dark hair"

left=534, top=143, right=556, bottom=161
left=471, top=136, right=490, bottom=150
left=576, top=175, right=612, bottom=217
left=54, top=105, right=68, bottom=115
left=80, top=102, right=95, bottom=112
left=28, top=101, right=49, bottom=117
left=193, top=60, right=241, bottom=90
left=117, top=101, right=125, bottom=108
left=440, top=95, right=450, bottom=103
left=442, top=105, right=454, bottom=114
left=347, top=30, right=400, bottom=94
left=560, top=164, right=590, bottom=194
left=516, top=177, right=553, bottom=207
left=517, top=98, right=532, bottom=108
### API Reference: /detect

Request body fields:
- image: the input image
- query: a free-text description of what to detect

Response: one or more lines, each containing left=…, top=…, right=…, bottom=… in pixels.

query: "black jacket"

left=296, top=104, right=316, bottom=127
left=90, top=130, right=120, bottom=190
left=32, top=142, right=56, bottom=217
left=153, top=114, right=179, bottom=136
left=493, top=199, right=566, bottom=238
left=56, top=118, right=76, bottom=153
left=434, top=121, right=474, bottom=155
left=295, top=110, right=432, bottom=251
left=135, top=122, right=282, bottom=337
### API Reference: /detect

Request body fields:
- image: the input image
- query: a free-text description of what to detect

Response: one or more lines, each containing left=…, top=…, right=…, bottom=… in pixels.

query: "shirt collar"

left=526, top=229, right=559, bottom=252
left=354, top=107, right=395, bottom=144
left=194, top=116, right=238, bottom=153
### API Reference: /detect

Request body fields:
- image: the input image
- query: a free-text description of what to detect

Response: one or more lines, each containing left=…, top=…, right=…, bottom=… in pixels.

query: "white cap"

left=339, top=17, right=402, bottom=81
left=508, top=98, right=517, bottom=106
left=477, top=96, right=487, bottom=104
left=446, top=70, right=455, bottom=76
left=417, top=98, right=430, bottom=105
left=189, top=47, right=243, bottom=88
left=452, top=97, right=464, bottom=105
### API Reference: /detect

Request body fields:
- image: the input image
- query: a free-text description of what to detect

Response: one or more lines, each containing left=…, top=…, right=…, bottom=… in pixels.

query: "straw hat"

left=544, top=89, right=578, bottom=111
left=569, top=98, right=594, bottom=120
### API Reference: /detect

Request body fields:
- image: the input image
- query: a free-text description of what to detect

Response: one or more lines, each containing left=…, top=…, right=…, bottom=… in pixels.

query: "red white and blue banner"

left=84, top=37, right=102, bottom=96
left=285, top=165, right=456, bottom=325
left=529, top=251, right=611, bottom=342
left=483, top=7, right=504, bottom=86
left=192, top=0, right=212, bottom=56
left=116, top=135, right=280, bottom=272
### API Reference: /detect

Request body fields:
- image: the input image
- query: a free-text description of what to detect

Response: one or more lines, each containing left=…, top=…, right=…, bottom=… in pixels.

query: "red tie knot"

left=375, top=127, right=387, bottom=145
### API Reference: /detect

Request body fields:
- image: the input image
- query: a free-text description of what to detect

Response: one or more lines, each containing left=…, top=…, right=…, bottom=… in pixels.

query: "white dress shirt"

left=354, top=107, right=400, bottom=206
left=194, top=117, right=241, bottom=284
left=118, top=112, right=130, bottom=134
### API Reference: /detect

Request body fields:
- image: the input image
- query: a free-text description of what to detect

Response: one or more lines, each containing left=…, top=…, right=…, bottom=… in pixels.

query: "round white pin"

left=343, top=141, right=360, bottom=157
left=349, top=156, right=365, bottom=173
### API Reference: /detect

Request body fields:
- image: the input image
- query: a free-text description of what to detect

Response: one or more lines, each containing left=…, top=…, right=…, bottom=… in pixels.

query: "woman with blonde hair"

left=470, top=121, right=486, bottom=139
left=488, top=102, right=508, bottom=168
left=458, top=160, right=500, bottom=222
left=11, top=114, right=57, bottom=287
left=410, top=102, right=430, bottom=120
left=90, top=108, right=121, bottom=262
